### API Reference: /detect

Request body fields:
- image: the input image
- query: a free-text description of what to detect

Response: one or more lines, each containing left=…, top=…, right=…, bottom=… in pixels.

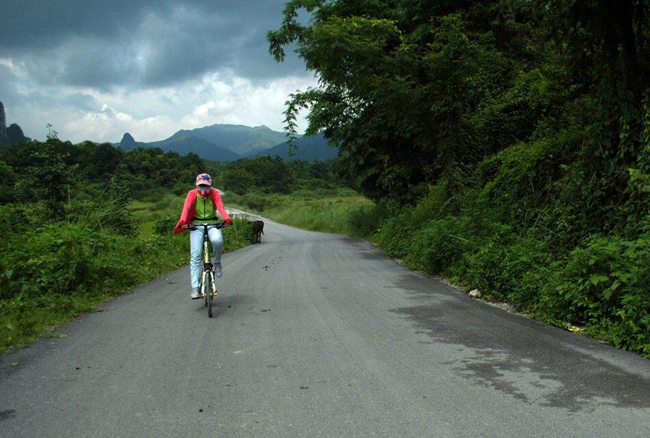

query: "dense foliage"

left=270, top=0, right=650, bottom=354
left=213, top=155, right=348, bottom=195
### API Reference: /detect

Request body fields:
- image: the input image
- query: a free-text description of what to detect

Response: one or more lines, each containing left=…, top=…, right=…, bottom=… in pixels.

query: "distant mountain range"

left=117, top=124, right=337, bottom=162
left=250, top=133, right=334, bottom=161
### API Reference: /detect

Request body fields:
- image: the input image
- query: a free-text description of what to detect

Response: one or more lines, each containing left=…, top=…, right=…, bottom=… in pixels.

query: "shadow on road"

left=194, top=294, right=256, bottom=318
left=390, top=273, right=650, bottom=412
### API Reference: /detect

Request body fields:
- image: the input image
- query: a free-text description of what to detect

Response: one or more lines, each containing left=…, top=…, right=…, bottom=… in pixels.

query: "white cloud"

left=194, top=101, right=217, bottom=116
left=6, top=71, right=318, bottom=143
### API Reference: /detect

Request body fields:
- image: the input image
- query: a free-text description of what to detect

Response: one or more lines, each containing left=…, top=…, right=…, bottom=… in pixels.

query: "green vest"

left=194, top=195, right=217, bottom=224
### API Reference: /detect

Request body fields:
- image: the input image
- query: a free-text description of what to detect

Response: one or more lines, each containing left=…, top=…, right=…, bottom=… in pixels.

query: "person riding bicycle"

left=174, top=173, right=232, bottom=299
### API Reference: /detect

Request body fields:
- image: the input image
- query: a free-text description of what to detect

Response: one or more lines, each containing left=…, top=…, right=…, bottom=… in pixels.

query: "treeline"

left=270, top=1, right=649, bottom=354
left=0, top=138, right=349, bottom=207
left=0, top=139, right=205, bottom=207
left=214, top=155, right=348, bottom=195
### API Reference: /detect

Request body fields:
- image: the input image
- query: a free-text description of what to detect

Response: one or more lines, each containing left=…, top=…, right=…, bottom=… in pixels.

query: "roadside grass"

left=0, top=195, right=253, bottom=354
left=263, top=194, right=372, bottom=234
left=226, top=188, right=372, bottom=235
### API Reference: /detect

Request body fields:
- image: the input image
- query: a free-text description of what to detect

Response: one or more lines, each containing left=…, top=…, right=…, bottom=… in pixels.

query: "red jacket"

left=174, top=188, right=231, bottom=234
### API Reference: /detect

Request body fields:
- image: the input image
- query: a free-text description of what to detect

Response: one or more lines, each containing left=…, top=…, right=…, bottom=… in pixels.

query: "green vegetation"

left=229, top=188, right=370, bottom=234
left=213, top=155, right=360, bottom=232
left=270, top=1, right=650, bottom=356
left=0, top=138, right=253, bottom=353
left=211, top=155, right=349, bottom=196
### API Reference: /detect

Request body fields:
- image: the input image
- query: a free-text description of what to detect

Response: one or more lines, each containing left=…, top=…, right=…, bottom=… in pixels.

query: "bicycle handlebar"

left=183, top=222, right=228, bottom=231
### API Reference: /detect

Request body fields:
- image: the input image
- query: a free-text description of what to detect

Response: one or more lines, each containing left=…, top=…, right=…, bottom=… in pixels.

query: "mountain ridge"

left=247, top=133, right=337, bottom=161
left=148, top=123, right=289, bottom=156
left=118, top=123, right=336, bottom=162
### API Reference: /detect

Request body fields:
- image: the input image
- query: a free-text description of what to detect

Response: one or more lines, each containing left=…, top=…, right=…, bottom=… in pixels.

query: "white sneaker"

left=213, top=263, right=223, bottom=278
left=191, top=287, right=201, bottom=299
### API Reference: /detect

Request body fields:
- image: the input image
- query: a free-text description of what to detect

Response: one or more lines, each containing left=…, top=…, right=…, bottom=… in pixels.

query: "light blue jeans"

left=190, top=226, right=224, bottom=288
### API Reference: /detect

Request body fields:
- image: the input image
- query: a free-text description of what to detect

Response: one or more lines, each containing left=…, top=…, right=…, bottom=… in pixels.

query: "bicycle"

left=185, top=221, right=227, bottom=318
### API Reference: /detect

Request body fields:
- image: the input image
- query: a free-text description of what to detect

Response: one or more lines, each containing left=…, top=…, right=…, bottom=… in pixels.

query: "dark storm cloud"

left=0, top=0, right=306, bottom=89
left=0, top=63, right=99, bottom=113
left=62, top=93, right=100, bottom=112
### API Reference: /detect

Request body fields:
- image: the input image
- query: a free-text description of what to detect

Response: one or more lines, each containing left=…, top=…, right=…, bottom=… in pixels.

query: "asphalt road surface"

left=1, top=217, right=649, bottom=437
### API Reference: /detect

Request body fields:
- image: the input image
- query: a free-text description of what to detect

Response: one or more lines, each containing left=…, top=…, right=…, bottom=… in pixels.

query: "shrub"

left=465, top=233, right=555, bottom=306
left=374, top=213, right=417, bottom=260
left=552, top=232, right=649, bottom=353
left=240, top=194, right=273, bottom=211
left=347, top=203, right=385, bottom=237
left=0, top=223, right=190, bottom=302
left=154, top=214, right=178, bottom=235
left=77, top=178, right=135, bottom=235
left=403, top=216, right=475, bottom=275
left=0, top=222, right=194, bottom=352
left=411, top=182, right=450, bottom=223
left=223, top=217, right=256, bottom=247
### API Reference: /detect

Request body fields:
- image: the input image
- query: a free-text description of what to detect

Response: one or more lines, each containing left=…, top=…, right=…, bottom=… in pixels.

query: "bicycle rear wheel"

left=208, top=279, right=213, bottom=318
left=203, top=271, right=209, bottom=307
left=208, top=272, right=217, bottom=318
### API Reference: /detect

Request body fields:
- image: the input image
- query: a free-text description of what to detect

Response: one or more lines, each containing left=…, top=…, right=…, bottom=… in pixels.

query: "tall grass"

left=264, top=195, right=372, bottom=233
left=228, top=189, right=372, bottom=234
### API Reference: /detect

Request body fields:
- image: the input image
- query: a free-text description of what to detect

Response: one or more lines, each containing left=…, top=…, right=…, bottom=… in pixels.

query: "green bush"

left=356, top=191, right=649, bottom=355
left=154, top=214, right=178, bottom=236
left=77, top=178, right=135, bottom=235
left=552, top=232, right=649, bottom=352
left=403, top=217, right=474, bottom=275
left=465, top=233, right=555, bottom=306
left=0, top=223, right=189, bottom=302
left=0, top=224, right=193, bottom=352
left=224, top=217, right=256, bottom=247
left=347, top=203, right=385, bottom=237
left=410, top=183, right=451, bottom=223
left=239, top=193, right=274, bottom=211
left=374, top=214, right=417, bottom=260
left=477, top=133, right=574, bottom=225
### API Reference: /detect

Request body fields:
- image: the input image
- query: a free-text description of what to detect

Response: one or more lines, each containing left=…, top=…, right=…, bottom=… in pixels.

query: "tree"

left=22, top=140, right=78, bottom=218
left=0, top=160, right=16, bottom=203
left=269, top=0, right=539, bottom=203
left=222, top=167, right=256, bottom=195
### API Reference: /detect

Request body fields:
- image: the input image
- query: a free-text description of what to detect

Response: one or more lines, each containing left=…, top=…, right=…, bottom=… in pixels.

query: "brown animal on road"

left=250, top=220, right=264, bottom=244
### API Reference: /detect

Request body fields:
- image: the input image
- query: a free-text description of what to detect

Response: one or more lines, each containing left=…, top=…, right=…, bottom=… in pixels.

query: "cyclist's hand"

left=225, top=218, right=233, bottom=226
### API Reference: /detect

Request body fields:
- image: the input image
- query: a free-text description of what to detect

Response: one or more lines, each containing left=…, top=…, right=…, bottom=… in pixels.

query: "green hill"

left=115, top=125, right=334, bottom=162
left=250, top=133, right=337, bottom=162
left=150, top=124, right=287, bottom=156
left=157, top=136, right=242, bottom=161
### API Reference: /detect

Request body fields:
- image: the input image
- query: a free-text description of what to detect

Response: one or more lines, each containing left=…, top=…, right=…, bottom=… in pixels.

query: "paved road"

left=1, top=218, right=649, bottom=437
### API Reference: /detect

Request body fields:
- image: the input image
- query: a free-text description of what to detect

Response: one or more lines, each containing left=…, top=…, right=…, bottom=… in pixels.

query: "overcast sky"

left=0, top=0, right=317, bottom=143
